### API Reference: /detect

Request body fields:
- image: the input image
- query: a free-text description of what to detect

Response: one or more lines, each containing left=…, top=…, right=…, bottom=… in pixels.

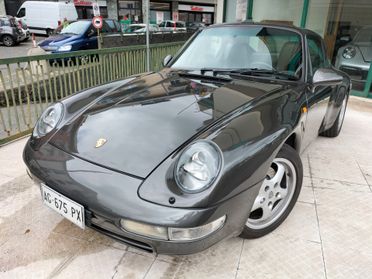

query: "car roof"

left=209, top=21, right=321, bottom=38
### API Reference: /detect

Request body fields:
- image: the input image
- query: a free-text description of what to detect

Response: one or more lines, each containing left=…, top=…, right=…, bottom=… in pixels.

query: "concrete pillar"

left=216, top=0, right=224, bottom=23
left=107, top=0, right=118, bottom=20
left=0, top=0, right=6, bottom=16
left=171, top=1, right=178, bottom=12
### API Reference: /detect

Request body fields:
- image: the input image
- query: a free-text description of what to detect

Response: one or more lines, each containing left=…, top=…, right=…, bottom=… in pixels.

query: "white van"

left=16, top=1, right=78, bottom=35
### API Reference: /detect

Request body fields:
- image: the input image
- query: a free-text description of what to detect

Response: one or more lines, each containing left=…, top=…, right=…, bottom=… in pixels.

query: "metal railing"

left=0, top=42, right=184, bottom=145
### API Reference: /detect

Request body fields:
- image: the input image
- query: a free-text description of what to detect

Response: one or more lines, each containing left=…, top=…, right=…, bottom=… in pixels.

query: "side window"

left=101, top=22, right=112, bottom=33
left=17, top=8, right=26, bottom=18
left=307, top=36, right=326, bottom=75
left=2, top=19, right=10, bottom=26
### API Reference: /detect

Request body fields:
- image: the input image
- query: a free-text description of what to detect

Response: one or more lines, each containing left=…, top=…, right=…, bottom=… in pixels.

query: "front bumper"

left=24, top=140, right=260, bottom=255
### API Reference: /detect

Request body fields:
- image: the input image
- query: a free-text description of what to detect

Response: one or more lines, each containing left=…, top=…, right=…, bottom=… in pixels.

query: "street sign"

left=92, top=2, right=100, bottom=16
left=92, top=16, right=103, bottom=29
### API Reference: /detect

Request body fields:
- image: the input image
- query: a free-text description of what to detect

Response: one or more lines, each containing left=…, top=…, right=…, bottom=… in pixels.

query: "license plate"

left=41, top=184, right=85, bottom=229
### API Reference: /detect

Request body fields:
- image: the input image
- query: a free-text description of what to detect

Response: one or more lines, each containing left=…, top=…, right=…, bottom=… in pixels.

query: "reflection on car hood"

left=38, top=34, right=82, bottom=48
left=354, top=43, right=372, bottom=62
left=50, top=70, right=286, bottom=178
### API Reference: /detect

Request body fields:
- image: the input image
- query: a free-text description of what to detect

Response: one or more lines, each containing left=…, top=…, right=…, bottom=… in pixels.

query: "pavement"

left=0, top=96, right=372, bottom=279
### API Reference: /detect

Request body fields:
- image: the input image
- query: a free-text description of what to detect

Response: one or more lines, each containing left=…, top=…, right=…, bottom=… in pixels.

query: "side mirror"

left=162, top=55, right=173, bottom=67
left=312, top=68, right=343, bottom=92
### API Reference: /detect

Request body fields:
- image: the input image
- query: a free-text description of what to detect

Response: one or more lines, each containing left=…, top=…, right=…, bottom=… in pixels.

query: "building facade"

left=2, top=0, right=219, bottom=24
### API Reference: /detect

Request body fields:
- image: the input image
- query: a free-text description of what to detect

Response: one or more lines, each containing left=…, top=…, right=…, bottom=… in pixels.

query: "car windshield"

left=171, top=26, right=303, bottom=79
left=354, top=27, right=372, bottom=43
left=61, top=21, right=91, bottom=35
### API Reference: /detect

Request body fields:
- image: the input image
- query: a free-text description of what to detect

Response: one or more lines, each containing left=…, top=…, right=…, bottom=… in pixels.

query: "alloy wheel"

left=246, top=158, right=297, bottom=230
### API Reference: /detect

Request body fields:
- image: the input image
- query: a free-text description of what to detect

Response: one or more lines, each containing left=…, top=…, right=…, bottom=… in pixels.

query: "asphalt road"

left=0, top=35, right=46, bottom=59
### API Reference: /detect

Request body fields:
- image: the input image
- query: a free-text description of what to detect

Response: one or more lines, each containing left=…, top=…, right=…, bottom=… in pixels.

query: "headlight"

left=58, top=45, right=72, bottom=51
left=342, top=46, right=356, bottom=59
left=33, top=103, right=63, bottom=137
left=175, top=140, right=223, bottom=193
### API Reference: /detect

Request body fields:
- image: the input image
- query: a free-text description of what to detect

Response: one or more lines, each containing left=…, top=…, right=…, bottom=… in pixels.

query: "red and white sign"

left=92, top=16, right=103, bottom=29
left=178, top=4, right=215, bottom=13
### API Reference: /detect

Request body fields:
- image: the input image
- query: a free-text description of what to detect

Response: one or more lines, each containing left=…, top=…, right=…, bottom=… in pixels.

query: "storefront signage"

left=73, top=0, right=106, bottom=7
left=178, top=4, right=214, bottom=13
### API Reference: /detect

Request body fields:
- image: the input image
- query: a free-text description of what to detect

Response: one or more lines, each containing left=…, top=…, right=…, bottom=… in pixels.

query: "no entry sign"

left=92, top=16, right=103, bottom=29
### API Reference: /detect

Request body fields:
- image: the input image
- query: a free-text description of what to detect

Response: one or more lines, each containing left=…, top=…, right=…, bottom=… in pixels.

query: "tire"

left=240, top=144, right=303, bottom=239
left=46, top=29, right=53, bottom=36
left=2, top=35, right=15, bottom=47
left=320, top=92, right=348, bottom=138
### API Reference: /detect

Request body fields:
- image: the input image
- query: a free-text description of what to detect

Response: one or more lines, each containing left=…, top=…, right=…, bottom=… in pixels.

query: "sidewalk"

left=0, top=97, right=372, bottom=279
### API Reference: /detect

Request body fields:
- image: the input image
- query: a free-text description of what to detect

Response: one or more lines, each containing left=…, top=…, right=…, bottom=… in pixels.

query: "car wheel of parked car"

left=240, top=144, right=303, bottom=239
left=2, top=35, right=15, bottom=47
left=320, top=90, right=349, bottom=138
left=46, top=29, right=53, bottom=36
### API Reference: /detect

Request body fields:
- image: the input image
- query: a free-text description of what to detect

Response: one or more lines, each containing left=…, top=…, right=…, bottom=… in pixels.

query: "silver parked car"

left=0, top=15, right=23, bottom=46
left=335, top=26, right=372, bottom=81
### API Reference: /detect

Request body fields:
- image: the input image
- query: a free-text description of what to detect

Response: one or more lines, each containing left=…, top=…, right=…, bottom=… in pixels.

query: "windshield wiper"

left=199, top=68, right=299, bottom=81
left=176, top=70, right=232, bottom=82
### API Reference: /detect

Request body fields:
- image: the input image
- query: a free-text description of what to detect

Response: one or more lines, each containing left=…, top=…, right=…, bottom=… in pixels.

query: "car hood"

left=49, top=70, right=287, bottom=178
left=39, top=34, right=82, bottom=48
left=354, top=42, right=372, bottom=62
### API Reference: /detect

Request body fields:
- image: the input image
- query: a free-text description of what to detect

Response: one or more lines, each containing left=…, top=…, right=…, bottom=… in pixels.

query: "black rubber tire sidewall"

left=240, top=144, right=303, bottom=239
left=2, top=35, right=15, bottom=47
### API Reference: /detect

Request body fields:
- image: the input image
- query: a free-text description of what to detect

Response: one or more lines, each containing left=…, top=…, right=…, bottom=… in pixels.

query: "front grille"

left=85, top=209, right=154, bottom=253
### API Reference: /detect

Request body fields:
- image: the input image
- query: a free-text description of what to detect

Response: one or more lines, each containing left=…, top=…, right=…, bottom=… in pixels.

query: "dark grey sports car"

left=24, top=23, right=350, bottom=255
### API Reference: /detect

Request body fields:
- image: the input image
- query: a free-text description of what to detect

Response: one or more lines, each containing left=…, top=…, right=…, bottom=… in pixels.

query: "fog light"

left=169, top=215, right=226, bottom=241
left=120, top=219, right=168, bottom=240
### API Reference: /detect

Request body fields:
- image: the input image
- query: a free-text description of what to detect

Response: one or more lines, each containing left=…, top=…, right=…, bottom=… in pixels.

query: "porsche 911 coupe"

left=24, top=22, right=350, bottom=255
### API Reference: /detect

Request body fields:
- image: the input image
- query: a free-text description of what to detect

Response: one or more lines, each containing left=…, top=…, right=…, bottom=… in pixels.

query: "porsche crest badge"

left=95, top=138, right=107, bottom=148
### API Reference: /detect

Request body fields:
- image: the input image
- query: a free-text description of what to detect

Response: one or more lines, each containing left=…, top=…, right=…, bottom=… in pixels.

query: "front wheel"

left=2, top=35, right=15, bottom=47
left=240, top=144, right=303, bottom=239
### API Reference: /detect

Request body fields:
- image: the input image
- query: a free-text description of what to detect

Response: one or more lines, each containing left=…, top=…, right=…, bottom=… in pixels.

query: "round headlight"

left=342, top=46, right=356, bottom=59
left=175, top=140, right=223, bottom=193
left=33, top=103, right=63, bottom=137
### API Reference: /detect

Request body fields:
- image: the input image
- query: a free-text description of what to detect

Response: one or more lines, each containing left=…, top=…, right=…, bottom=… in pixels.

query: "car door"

left=302, top=34, right=333, bottom=149
left=84, top=24, right=98, bottom=50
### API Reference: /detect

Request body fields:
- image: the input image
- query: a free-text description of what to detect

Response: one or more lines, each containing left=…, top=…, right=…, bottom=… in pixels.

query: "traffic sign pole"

left=92, top=16, right=103, bottom=49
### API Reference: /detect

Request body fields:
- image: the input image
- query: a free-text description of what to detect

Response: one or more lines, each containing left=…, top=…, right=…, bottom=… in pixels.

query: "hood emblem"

left=95, top=138, right=107, bottom=148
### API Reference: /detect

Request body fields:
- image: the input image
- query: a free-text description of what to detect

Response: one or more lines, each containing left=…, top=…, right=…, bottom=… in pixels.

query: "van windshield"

left=61, top=21, right=91, bottom=35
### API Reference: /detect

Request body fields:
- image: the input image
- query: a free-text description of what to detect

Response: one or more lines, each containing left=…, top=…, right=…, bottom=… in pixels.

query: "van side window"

left=17, top=8, right=26, bottom=18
